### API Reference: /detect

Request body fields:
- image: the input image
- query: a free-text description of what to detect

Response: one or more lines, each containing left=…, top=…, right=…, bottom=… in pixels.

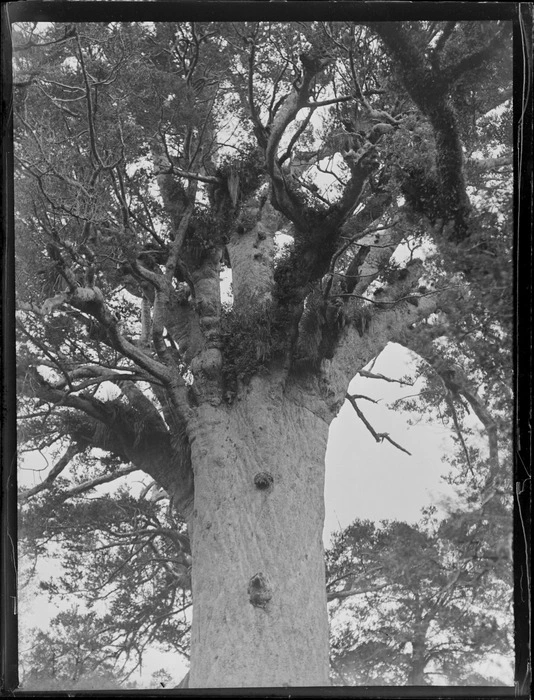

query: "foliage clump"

left=400, top=165, right=445, bottom=224
left=220, top=305, right=278, bottom=393
left=294, top=290, right=349, bottom=371
left=217, top=146, right=265, bottom=205
left=182, top=208, right=222, bottom=266
left=186, top=148, right=266, bottom=256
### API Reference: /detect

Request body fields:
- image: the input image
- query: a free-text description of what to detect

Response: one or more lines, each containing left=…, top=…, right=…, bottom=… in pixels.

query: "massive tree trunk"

left=182, top=289, right=431, bottom=686
left=187, top=372, right=331, bottom=687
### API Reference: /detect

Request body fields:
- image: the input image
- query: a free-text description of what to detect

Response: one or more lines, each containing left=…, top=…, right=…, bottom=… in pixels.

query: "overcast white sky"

left=323, top=342, right=458, bottom=545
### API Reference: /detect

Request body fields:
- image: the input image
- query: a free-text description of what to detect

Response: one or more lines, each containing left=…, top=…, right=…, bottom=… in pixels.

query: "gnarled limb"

left=53, top=465, right=140, bottom=503
left=19, top=362, right=194, bottom=518
left=344, top=222, right=405, bottom=298
left=264, top=52, right=331, bottom=228
left=262, top=49, right=382, bottom=231
left=322, top=261, right=438, bottom=412
left=429, top=22, right=457, bottom=67
left=40, top=286, right=171, bottom=384
left=368, top=23, right=484, bottom=237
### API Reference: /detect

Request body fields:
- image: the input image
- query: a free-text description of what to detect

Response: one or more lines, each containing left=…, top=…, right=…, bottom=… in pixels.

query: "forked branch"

left=346, top=393, right=412, bottom=455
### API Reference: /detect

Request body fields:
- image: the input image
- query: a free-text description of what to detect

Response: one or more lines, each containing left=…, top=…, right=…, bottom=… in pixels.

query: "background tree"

left=20, top=608, right=138, bottom=690
left=327, top=513, right=512, bottom=686
left=19, top=485, right=192, bottom=677
left=13, top=18, right=514, bottom=687
left=326, top=333, right=514, bottom=687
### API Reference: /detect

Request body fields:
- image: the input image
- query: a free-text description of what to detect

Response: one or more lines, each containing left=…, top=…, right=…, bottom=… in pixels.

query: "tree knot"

left=254, top=471, right=274, bottom=491
left=248, top=572, right=272, bottom=608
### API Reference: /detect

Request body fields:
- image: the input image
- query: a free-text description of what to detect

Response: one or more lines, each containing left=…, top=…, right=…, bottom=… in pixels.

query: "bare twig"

left=19, top=442, right=84, bottom=503
left=345, top=393, right=412, bottom=455
left=305, top=95, right=354, bottom=109
left=327, top=582, right=389, bottom=602
left=357, top=369, right=414, bottom=386
left=349, top=394, right=378, bottom=403
left=444, top=392, right=474, bottom=477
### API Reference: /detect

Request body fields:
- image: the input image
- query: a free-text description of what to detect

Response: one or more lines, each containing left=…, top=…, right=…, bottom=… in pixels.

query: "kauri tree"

left=13, top=19, right=514, bottom=687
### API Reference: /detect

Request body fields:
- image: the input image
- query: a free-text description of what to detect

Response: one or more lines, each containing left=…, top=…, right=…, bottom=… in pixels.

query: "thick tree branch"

left=61, top=465, right=139, bottom=500
left=369, top=23, right=472, bottom=237
left=444, top=392, right=474, bottom=477
left=116, top=380, right=170, bottom=434
left=264, top=53, right=330, bottom=227
left=305, top=95, right=354, bottom=109
left=52, top=365, right=140, bottom=391
left=349, top=52, right=401, bottom=128
left=227, top=195, right=280, bottom=313
left=403, top=346, right=502, bottom=488
left=151, top=137, right=192, bottom=236
left=435, top=364, right=501, bottom=482
left=263, top=52, right=380, bottom=232
left=20, top=365, right=116, bottom=426
left=339, top=192, right=394, bottom=294
left=20, top=363, right=194, bottom=517
left=43, top=286, right=171, bottom=383
left=246, top=28, right=267, bottom=148
left=460, top=386, right=501, bottom=485
left=358, top=369, right=414, bottom=386
left=76, top=33, right=103, bottom=169
left=278, top=109, right=313, bottom=168
left=162, top=162, right=220, bottom=186
left=343, top=222, right=403, bottom=297
left=323, top=261, right=438, bottom=410
left=430, top=22, right=457, bottom=65
left=165, top=202, right=195, bottom=279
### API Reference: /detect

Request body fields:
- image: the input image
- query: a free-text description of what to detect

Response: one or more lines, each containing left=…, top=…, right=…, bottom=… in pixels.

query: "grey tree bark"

left=187, top=374, right=331, bottom=687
